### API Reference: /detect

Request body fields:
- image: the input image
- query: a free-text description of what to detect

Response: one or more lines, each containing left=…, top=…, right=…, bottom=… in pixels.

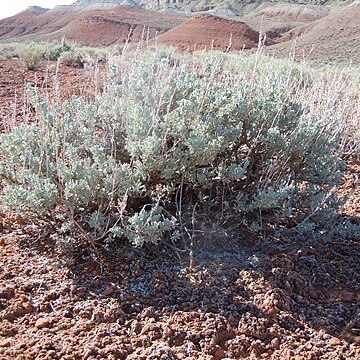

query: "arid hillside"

left=75, top=0, right=355, bottom=14
left=156, top=14, right=274, bottom=51
left=0, top=4, right=185, bottom=46
left=267, top=4, right=360, bottom=64
left=0, top=1, right=360, bottom=64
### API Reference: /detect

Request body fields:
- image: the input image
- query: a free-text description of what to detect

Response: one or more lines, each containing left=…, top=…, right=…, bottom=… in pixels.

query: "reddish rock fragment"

left=35, top=318, right=52, bottom=329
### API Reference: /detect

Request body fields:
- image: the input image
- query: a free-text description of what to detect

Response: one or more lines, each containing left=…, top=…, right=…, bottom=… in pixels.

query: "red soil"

left=0, top=58, right=102, bottom=132
left=156, top=14, right=274, bottom=52
left=0, top=5, right=185, bottom=47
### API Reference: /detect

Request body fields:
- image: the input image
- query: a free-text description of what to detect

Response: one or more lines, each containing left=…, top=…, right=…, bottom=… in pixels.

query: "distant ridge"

left=22, top=6, right=50, bottom=15
left=73, top=0, right=360, bottom=14
left=75, top=0, right=123, bottom=4
left=120, top=0, right=141, bottom=7
left=0, top=3, right=185, bottom=46
left=73, top=0, right=142, bottom=9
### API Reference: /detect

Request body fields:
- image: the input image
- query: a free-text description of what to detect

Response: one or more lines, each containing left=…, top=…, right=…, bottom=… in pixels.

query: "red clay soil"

left=60, top=6, right=185, bottom=47
left=0, top=58, right=103, bottom=132
left=0, top=159, right=359, bottom=359
left=156, top=14, right=274, bottom=52
left=0, top=5, right=185, bottom=47
left=0, top=60, right=359, bottom=359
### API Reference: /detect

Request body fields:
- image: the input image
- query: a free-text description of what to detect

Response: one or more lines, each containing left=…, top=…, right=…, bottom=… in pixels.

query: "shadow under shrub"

left=0, top=49, right=353, bottom=249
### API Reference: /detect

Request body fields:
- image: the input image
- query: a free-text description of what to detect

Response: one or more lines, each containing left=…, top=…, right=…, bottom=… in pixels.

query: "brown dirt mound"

left=0, top=6, right=77, bottom=39
left=0, top=5, right=185, bottom=46
left=61, top=6, right=185, bottom=47
left=156, top=14, right=274, bottom=52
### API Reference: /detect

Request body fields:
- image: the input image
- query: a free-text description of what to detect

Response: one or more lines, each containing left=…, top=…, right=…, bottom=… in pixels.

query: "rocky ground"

left=0, top=59, right=359, bottom=359
left=0, top=172, right=359, bottom=359
left=0, top=58, right=102, bottom=132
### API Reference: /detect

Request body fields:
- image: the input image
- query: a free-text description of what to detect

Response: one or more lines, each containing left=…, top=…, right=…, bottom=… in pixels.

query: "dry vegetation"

left=0, top=40, right=359, bottom=358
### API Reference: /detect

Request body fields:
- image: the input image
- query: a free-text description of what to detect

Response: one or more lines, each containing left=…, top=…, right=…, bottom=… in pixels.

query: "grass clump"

left=17, top=42, right=45, bottom=70
left=0, top=47, right=357, bottom=251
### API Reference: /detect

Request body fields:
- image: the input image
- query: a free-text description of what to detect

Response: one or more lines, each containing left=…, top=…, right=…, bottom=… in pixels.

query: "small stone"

left=309, top=286, right=321, bottom=300
left=0, top=339, right=12, bottom=348
left=353, top=336, right=360, bottom=344
left=340, top=292, right=354, bottom=303
left=328, top=337, right=341, bottom=346
left=22, top=302, right=33, bottom=313
left=270, top=337, right=280, bottom=350
left=35, top=317, right=52, bottom=329
left=0, top=287, right=15, bottom=300
left=101, top=288, right=113, bottom=296
left=135, top=269, right=145, bottom=277
left=0, top=237, right=5, bottom=246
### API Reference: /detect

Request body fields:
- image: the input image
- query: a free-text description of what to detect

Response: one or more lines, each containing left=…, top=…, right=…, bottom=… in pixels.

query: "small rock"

left=0, top=237, right=5, bottom=246
left=43, top=291, right=59, bottom=301
left=0, top=339, right=12, bottom=348
left=270, top=337, right=280, bottom=350
left=340, top=292, right=354, bottom=303
left=0, top=287, right=15, bottom=300
left=353, top=336, right=360, bottom=344
left=328, top=337, right=341, bottom=346
left=35, top=317, right=52, bottom=329
left=22, top=302, right=33, bottom=313
left=135, top=269, right=145, bottom=277
left=101, top=288, right=114, bottom=296
left=309, top=286, right=321, bottom=300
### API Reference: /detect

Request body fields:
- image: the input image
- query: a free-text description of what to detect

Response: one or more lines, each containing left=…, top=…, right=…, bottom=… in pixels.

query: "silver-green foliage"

left=0, top=49, right=351, bottom=246
left=17, top=42, right=45, bottom=70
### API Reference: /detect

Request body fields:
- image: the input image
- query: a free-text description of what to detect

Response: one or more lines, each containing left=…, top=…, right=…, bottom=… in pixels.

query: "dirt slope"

left=0, top=5, right=185, bottom=46
left=0, top=6, right=77, bottom=40
left=156, top=14, right=274, bottom=52
left=267, top=4, right=360, bottom=64
left=242, top=3, right=330, bottom=37
left=59, top=6, right=185, bottom=46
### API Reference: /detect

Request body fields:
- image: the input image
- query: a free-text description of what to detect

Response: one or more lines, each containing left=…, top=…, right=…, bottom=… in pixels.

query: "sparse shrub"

left=0, top=44, right=17, bottom=60
left=0, top=48, right=357, bottom=251
left=17, top=42, right=45, bottom=70
left=79, top=46, right=108, bottom=65
left=59, top=47, right=107, bottom=68
left=59, top=50, right=84, bottom=68
left=48, top=41, right=72, bottom=61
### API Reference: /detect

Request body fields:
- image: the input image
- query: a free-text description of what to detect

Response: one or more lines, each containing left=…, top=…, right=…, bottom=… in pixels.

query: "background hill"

left=0, top=0, right=359, bottom=65
left=0, top=4, right=185, bottom=46
left=74, top=0, right=357, bottom=14
left=156, top=14, right=274, bottom=51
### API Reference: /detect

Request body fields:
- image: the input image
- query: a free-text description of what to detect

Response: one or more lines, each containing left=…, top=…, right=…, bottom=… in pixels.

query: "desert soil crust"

left=0, top=60, right=359, bottom=360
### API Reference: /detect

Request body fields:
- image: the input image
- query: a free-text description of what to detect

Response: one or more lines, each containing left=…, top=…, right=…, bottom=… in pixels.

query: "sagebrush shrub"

left=0, top=48, right=357, bottom=248
left=17, top=42, right=45, bottom=70
left=48, top=41, right=72, bottom=61
left=59, top=50, right=84, bottom=68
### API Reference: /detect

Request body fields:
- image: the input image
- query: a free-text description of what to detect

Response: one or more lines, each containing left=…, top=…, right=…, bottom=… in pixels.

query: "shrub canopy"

left=0, top=49, right=354, bottom=246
